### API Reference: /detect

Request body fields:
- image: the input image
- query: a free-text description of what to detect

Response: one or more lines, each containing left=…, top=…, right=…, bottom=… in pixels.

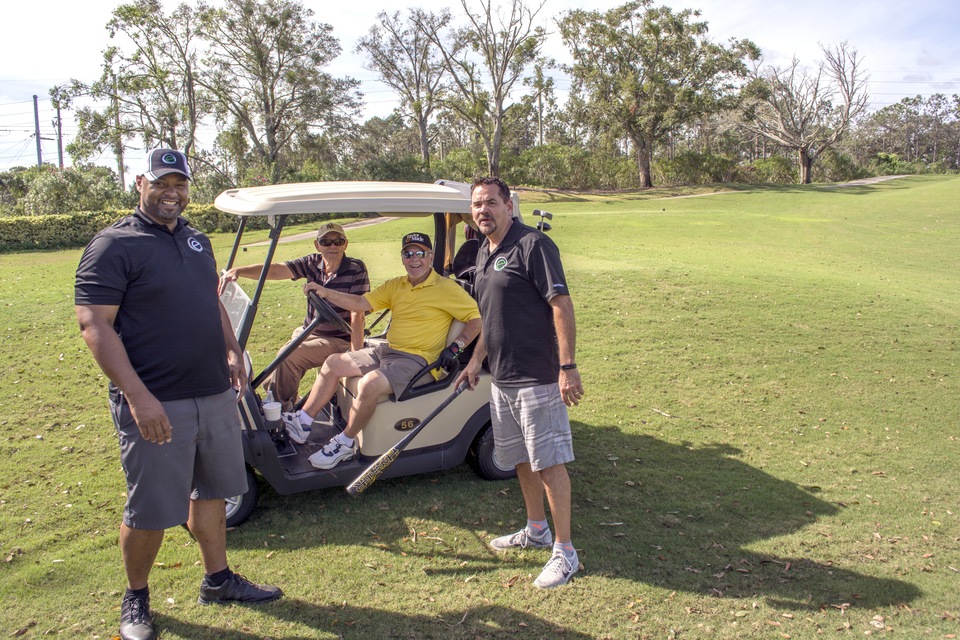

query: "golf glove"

left=437, top=345, right=460, bottom=371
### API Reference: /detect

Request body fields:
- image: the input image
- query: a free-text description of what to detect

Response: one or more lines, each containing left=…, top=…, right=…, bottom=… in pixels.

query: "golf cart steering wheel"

left=306, top=291, right=353, bottom=335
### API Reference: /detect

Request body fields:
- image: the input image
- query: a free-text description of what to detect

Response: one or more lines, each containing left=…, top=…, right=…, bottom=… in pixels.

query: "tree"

left=521, top=57, right=558, bottom=147
left=418, top=0, right=546, bottom=177
left=742, top=42, right=869, bottom=184
left=356, top=9, right=447, bottom=168
left=559, top=0, right=759, bottom=188
left=0, top=164, right=131, bottom=216
left=62, top=0, right=206, bottom=185
left=198, top=0, right=361, bottom=183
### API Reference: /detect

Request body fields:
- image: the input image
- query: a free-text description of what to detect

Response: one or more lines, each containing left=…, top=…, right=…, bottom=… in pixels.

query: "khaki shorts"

left=348, top=343, right=428, bottom=397
left=490, top=382, right=575, bottom=472
left=112, top=389, right=247, bottom=530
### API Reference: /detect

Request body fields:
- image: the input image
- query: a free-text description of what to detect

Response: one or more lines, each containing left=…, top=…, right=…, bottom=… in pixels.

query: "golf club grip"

left=346, top=382, right=468, bottom=496
left=346, top=447, right=401, bottom=496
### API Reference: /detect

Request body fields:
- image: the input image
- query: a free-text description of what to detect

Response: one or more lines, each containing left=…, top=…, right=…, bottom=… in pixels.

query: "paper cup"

left=263, top=402, right=282, bottom=422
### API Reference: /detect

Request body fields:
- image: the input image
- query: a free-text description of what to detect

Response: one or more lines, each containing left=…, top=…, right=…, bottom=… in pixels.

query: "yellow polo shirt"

left=364, top=270, right=480, bottom=363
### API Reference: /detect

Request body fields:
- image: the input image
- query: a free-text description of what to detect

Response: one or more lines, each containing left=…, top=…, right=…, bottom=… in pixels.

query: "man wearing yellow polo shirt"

left=290, top=232, right=481, bottom=469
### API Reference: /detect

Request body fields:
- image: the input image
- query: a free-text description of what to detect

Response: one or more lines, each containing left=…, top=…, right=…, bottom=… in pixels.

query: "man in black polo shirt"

left=219, top=222, right=370, bottom=420
left=457, top=177, right=585, bottom=589
left=75, top=149, right=281, bottom=640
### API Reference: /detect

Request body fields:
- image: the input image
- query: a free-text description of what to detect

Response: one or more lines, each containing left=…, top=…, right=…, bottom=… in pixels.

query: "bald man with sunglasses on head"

left=219, top=222, right=370, bottom=414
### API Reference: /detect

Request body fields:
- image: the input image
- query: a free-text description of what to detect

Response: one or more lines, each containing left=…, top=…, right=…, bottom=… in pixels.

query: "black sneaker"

left=119, top=592, right=156, bottom=640
left=197, top=572, right=282, bottom=605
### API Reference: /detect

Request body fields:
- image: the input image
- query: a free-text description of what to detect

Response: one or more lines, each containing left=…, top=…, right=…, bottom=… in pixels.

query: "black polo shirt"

left=75, top=209, right=231, bottom=402
left=285, top=254, right=370, bottom=339
left=475, top=220, right=570, bottom=387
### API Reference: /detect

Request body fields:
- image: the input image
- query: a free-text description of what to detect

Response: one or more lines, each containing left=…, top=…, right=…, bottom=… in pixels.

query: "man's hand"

left=127, top=392, right=173, bottom=444
left=437, top=345, right=460, bottom=371
left=559, top=368, right=584, bottom=407
left=218, top=268, right=240, bottom=295
left=303, top=282, right=327, bottom=298
left=454, top=357, right=482, bottom=390
left=227, top=348, right=247, bottom=394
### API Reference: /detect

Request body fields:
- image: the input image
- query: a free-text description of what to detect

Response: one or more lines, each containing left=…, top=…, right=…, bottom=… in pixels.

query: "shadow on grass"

left=232, top=424, right=920, bottom=615
left=160, top=601, right=592, bottom=640
left=570, top=430, right=921, bottom=609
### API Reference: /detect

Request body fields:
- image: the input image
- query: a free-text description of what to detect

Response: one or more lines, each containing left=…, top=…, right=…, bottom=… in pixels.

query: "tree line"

left=2, top=0, right=958, bottom=216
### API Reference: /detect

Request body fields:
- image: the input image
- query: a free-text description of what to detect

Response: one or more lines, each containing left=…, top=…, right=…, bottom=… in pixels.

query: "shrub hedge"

left=0, top=205, right=353, bottom=252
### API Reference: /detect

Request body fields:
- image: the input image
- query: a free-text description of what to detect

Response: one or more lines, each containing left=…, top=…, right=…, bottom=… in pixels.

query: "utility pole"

left=113, top=75, right=125, bottom=188
left=55, top=105, right=64, bottom=168
left=33, top=95, right=43, bottom=167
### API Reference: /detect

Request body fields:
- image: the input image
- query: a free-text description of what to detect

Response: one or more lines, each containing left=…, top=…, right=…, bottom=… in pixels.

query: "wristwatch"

left=454, top=338, right=466, bottom=351
left=560, top=363, right=577, bottom=370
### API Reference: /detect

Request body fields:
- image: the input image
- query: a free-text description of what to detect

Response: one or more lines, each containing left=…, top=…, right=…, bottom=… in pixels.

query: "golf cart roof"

left=214, top=180, right=473, bottom=217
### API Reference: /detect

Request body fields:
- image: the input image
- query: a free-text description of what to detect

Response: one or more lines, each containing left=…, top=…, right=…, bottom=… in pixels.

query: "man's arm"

left=455, top=330, right=487, bottom=391
left=76, top=304, right=173, bottom=444
left=349, top=311, right=365, bottom=351
left=219, top=301, right=247, bottom=393
left=550, top=295, right=584, bottom=406
left=303, top=282, right=374, bottom=314
left=458, top=317, right=482, bottom=347
left=218, top=262, right=294, bottom=294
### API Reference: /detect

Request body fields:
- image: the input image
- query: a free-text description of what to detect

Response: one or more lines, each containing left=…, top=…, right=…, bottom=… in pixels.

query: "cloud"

left=916, top=49, right=943, bottom=68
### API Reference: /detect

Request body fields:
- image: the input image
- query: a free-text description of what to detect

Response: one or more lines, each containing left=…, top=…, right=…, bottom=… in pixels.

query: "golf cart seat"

left=336, top=320, right=468, bottom=455
left=451, top=238, right=480, bottom=294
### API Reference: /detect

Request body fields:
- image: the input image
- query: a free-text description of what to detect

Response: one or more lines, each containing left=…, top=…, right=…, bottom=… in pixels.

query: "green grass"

left=1, top=176, right=958, bottom=639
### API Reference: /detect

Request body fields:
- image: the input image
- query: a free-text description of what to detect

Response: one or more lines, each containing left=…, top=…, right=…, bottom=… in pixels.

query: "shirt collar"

left=133, top=207, right=186, bottom=234
left=482, top=217, right=522, bottom=254
left=405, top=268, right=439, bottom=289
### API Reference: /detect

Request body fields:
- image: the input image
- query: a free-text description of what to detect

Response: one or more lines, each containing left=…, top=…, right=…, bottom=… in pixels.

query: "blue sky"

left=2, top=0, right=959, bottom=174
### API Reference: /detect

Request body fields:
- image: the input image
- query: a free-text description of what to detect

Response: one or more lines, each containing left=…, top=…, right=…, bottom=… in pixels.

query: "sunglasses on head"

left=317, top=237, right=346, bottom=247
left=400, top=250, right=430, bottom=259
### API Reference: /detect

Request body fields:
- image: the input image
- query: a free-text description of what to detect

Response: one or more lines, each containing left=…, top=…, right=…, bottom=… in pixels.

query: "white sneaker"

left=489, top=528, right=553, bottom=551
left=282, top=412, right=311, bottom=444
left=533, top=550, right=579, bottom=589
left=308, top=438, right=356, bottom=469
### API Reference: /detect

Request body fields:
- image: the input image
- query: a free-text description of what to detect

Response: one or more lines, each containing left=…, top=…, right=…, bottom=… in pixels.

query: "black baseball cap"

left=401, top=232, right=432, bottom=250
left=142, top=148, right=191, bottom=181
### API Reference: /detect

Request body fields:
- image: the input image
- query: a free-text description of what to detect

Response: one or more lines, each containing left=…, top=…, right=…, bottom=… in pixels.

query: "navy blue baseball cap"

left=142, top=148, right=191, bottom=181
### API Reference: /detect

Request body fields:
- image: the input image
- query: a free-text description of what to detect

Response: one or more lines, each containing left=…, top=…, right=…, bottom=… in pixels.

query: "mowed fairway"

left=0, top=175, right=957, bottom=639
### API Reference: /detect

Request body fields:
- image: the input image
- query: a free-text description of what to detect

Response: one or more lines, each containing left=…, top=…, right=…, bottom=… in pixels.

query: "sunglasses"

left=400, top=250, right=430, bottom=259
left=317, top=237, right=346, bottom=247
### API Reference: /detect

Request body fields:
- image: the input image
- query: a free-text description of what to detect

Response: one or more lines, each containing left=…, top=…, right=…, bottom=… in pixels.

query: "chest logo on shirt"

left=493, top=257, right=508, bottom=271
left=187, top=238, right=204, bottom=253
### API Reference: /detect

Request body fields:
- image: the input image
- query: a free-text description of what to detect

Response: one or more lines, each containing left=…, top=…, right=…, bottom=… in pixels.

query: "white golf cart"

left=215, top=179, right=553, bottom=526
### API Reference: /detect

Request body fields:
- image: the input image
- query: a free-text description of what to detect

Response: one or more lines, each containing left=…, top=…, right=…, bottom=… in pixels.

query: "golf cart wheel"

left=225, top=467, right=259, bottom=528
left=469, top=425, right=516, bottom=481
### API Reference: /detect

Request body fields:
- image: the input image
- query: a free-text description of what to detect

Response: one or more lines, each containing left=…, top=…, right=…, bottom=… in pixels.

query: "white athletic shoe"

left=282, top=412, right=311, bottom=444
left=489, top=528, right=553, bottom=551
left=533, top=550, right=579, bottom=589
left=308, top=438, right=356, bottom=469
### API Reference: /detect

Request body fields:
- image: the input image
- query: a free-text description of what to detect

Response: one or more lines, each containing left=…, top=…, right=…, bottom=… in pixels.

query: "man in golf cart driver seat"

left=218, top=222, right=369, bottom=412
left=284, top=232, right=482, bottom=470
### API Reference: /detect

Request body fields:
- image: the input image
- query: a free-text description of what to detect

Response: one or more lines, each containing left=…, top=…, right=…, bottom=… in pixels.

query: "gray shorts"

left=348, top=343, right=429, bottom=397
left=111, top=389, right=248, bottom=530
left=490, top=382, right=575, bottom=472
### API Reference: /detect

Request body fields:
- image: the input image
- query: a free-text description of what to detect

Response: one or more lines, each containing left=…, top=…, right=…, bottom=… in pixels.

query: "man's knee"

left=538, top=463, right=569, bottom=486
left=320, top=352, right=356, bottom=378
left=356, top=370, right=390, bottom=401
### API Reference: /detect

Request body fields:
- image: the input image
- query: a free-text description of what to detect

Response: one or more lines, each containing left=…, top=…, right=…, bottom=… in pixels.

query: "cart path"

left=244, top=216, right=400, bottom=246
left=662, top=174, right=909, bottom=199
